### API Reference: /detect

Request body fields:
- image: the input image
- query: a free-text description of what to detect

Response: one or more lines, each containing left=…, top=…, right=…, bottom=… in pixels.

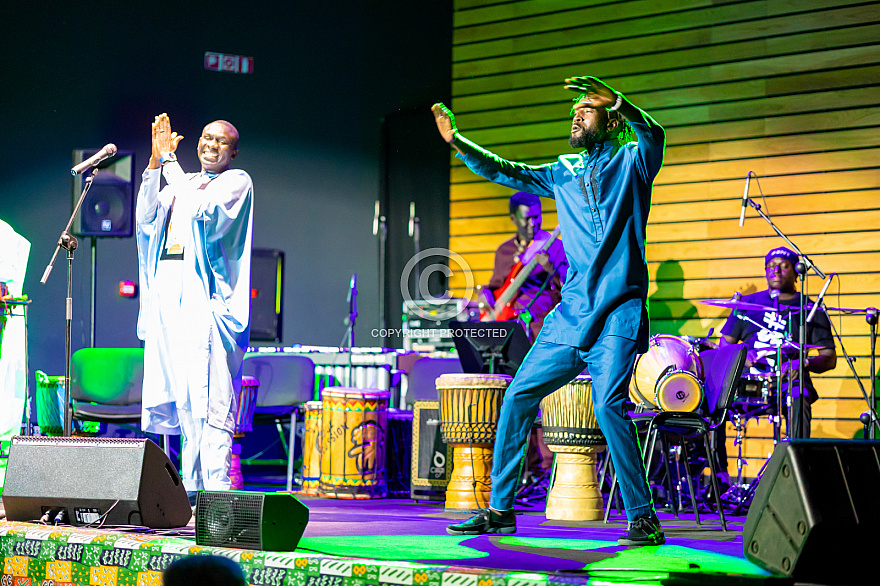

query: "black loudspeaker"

left=743, top=440, right=880, bottom=581
left=196, top=491, right=308, bottom=551
left=3, top=436, right=191, bottom=528
left=410, top=401, right=453, bottom=501
left=72, top=149, right=135, bottom=237
left=250, top=248, right=284, bottom=342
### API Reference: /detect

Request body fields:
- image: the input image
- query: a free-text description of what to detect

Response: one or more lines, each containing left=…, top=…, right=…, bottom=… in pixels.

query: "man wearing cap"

left=719, top=246, right=837, bottom=439
left=482, top=192, right=568, bottom=342
left=433, top=75, right=666, bottom=546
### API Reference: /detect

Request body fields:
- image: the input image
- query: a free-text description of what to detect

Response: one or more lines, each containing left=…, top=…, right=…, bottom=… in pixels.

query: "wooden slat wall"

left=448, top=0, right=880, bottom=472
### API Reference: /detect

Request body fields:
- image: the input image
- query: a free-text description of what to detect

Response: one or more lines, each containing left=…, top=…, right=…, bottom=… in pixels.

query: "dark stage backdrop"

left=0, top=2, right=452, bottom=378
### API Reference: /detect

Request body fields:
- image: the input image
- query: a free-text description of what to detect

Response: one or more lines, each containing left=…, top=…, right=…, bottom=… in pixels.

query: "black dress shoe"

left=618, top=513, right=665, bottom=546
left=446, top=508, right=516, bottom=535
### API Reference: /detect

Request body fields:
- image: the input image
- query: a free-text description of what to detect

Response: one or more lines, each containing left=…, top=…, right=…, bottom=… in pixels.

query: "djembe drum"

left=319, top=388, right=389, bottom=499
left=630, top=334, right=704, bottom=412
left=300, top=400, right=323, bottom=496
left=541, top=375, right=606, bottom=520
left=436, top=373, right=511, bottom=511
left=230, top=375, right=259, bottom=490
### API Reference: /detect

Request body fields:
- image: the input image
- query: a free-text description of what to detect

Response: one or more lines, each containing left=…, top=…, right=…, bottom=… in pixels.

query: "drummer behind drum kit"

left=626, top=295, right=829, bottom=511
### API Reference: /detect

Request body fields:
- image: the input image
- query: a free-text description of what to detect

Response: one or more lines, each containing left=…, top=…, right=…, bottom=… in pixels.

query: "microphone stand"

left=408, top=202, right=421, bottom=300
left=40, top=169, right=99, bottom=437
left=815, top=304, right=880, bottom=438
left=869, top=308, right=879, bottom=439
left=373, top=201, right=387, bottom=341
left=343, top=274, right=358, bottom=385
left=744, top=194, right=825, bottom=438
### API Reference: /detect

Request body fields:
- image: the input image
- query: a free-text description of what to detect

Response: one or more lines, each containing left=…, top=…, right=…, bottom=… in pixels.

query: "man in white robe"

left=0, top=219, right=30, bottom=494
left=136, top=113, right=253, bottom=494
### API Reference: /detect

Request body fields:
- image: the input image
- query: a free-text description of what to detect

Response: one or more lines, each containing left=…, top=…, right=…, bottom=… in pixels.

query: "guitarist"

left=484, top=192, right=568, bottom=341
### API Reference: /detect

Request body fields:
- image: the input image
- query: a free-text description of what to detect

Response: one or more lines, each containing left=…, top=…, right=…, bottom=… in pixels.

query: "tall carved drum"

left=541, top=375, right=607, bottom=520
left=436, top=373, right=511, bottom=511
left=319, top=388, right=389, bottom=499
left=230, top=375, right=259, bottom=490
left=300, top=400, right=323, bottom=496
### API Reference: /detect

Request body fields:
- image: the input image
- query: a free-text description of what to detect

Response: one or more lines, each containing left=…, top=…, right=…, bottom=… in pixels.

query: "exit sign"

left=204, top=52, right=254, bottom=74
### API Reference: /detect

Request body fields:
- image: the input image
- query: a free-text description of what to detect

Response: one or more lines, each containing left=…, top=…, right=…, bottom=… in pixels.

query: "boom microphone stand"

left=869, top=308, right=879, bottom=439
left=40, top=169, right=99, bottom=437
left=742, top=185, right=825, bottom=437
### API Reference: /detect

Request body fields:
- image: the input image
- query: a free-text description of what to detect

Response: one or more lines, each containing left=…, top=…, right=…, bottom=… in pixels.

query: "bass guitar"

left=479, top=226, right=561, bottom=322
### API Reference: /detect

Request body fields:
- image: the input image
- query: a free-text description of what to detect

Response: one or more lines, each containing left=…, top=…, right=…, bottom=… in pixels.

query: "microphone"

left=769, top=288, right=780, bottom=312
left=807, top=274, right=833, bottom=324
left=408, top=202, right=416, bottom=237
left=347, top=273, right=357, bottom=304
left=372, top=200, right=380, bottom=236
left=738, top=171, right=751, bottom=227
left=71, top=144, right=117, bottom=176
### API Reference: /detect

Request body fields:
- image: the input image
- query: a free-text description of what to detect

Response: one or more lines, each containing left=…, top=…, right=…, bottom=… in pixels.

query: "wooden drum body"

left=300, top=400, right=323, bottom=496
left=230, top=375, right=259, bottom=491
left=631, top=334, right=704, bottom=412
left=541, top=375, right=607, bottom=521
left=436, top=373, right=511, bottom=512
left=319, top=388, right=389, bottom=499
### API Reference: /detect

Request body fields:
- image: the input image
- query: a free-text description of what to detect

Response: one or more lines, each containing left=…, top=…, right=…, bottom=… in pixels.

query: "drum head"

left=633, top=335, right=703, bottom=408
left=656, top=370, right=703, bottom=412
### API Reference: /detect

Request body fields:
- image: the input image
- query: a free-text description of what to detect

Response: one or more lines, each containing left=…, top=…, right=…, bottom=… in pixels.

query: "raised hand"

left=563, top=76, right=618, bottom=109
left=153, top=113, right=183, bottom=158
left=431, top=103, right=458, bottom=143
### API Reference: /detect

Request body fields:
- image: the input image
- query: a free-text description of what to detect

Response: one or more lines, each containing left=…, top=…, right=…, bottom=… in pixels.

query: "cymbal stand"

left=819, top=305, right=880, bottom=437
left=869, top=308, right=878, bottom=439
left=728, top=410, right=749, bottom=499
left=734, top=312, right=785, bottom=441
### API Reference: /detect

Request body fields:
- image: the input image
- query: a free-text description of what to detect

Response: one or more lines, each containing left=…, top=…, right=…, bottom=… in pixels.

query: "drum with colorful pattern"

left=300, top=400, right=323, bottom=496
left=319, top=387, right=389, bottom=499
left=230, top=375, right=260, bottom=490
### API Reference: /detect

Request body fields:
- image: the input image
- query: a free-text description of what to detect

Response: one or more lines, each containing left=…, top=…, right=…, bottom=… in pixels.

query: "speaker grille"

left=196, top=491, right=264, bottom=550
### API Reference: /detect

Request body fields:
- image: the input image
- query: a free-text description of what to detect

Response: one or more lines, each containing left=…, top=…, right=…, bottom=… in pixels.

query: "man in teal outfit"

left=433, top=76, right=665, bottom=546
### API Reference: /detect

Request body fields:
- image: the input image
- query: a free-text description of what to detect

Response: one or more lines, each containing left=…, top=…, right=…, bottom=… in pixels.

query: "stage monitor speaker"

left=410, top=401, right=453, bottom=501
left=250, top=248, right=284, bottom=343
left=2, top=436, right=191, bottom=528
left=72, top=149, right=135, bottom=237
left=743, top=440, right=880, bottom=581
left=196, top=491, right=308, bottom=551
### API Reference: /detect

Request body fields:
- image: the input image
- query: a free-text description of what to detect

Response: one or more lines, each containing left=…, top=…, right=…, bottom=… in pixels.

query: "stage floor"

left=2, top=494, right=780, bottom=586
left=296, top=496, right=770, bottom=583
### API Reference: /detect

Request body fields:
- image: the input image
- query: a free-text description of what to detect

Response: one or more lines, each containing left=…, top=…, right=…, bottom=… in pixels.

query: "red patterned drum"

left=230, top=375, right=260, bottom=490
left=234, top=375, right=260, bottom=436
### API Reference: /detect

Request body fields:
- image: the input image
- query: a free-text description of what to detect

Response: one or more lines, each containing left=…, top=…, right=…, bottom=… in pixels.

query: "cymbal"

left=700, top=298, right=776, bottom=312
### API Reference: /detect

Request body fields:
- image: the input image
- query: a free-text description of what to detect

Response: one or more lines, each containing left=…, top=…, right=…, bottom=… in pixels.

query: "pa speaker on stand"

left=71, top=148, right=135, bottom=347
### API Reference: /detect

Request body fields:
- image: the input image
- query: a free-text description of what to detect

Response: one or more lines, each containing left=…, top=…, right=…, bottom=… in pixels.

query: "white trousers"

left=178, top=407, right=232, bottom=491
